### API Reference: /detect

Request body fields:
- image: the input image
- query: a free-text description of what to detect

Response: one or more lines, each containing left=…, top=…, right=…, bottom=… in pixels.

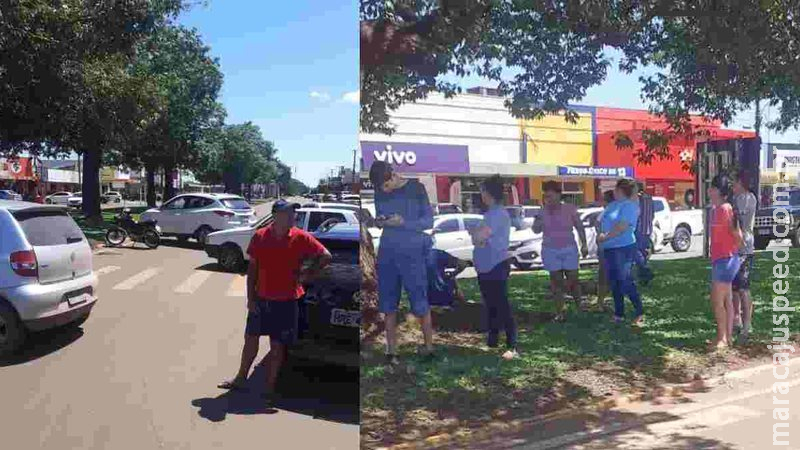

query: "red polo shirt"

left=246, top=225, right=327, bottom=301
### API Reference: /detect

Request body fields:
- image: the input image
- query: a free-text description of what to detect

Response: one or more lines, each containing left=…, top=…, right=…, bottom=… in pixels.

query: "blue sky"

left=179, top=0, right=358, bottom=187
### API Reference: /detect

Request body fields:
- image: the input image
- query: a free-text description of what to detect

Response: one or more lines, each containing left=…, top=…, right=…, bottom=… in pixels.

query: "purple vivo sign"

left=361, top=141, right=470, bottom=173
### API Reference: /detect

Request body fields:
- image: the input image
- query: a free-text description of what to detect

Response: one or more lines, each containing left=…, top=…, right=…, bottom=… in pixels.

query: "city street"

left=0, top=209, right=358, bottom=449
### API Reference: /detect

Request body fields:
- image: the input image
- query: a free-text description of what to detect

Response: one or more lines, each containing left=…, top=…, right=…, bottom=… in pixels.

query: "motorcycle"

left=105, top=208, right=161, bottom=249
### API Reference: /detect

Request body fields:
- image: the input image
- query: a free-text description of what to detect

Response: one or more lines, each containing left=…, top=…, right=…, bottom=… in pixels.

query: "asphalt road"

left=0, top=233, right=358, bottom=449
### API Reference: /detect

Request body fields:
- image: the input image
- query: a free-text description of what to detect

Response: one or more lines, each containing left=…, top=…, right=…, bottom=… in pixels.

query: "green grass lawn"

left=361, top=249, right=800, bottom=446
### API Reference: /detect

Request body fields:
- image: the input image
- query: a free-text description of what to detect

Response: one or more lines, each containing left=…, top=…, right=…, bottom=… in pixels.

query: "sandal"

left=217, top=378, right=247, bottom=390
left=611, top=316, right=625, bottom=324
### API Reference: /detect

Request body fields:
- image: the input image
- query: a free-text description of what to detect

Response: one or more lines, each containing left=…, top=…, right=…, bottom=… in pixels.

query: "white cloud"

left=309, top=91, right=331, bottom=101
left=341, top=90, right=360, bottom=104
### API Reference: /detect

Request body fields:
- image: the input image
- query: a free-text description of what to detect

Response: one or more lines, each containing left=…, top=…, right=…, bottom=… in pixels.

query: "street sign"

left=557, top=166, right=634, bottom=178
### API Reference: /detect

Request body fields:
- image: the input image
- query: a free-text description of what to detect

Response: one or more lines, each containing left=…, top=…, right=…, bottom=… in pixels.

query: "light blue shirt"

left=600, top=199, right=639, bottom=249
left=473, top=205, right=511, bottom=273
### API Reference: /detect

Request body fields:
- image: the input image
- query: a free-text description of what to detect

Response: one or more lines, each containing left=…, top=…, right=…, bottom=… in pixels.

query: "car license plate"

left=330, top=308, right=360, bottom=328
left=67, top=293, right=91, bottom=307
left=758, top=228, right=772, bottom=236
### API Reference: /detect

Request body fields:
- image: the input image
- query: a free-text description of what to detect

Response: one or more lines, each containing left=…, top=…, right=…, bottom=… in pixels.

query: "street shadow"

left=0, top=325, right=84, bottom=367
left=439, top=408, right=739, bottom=450
left=192, top=356, right=358, bottom=424
left=194, top=262, right=244, bottom=275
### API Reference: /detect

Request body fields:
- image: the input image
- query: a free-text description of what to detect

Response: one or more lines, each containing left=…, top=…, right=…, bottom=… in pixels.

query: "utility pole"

left=352, top=148, right=357, bottom=192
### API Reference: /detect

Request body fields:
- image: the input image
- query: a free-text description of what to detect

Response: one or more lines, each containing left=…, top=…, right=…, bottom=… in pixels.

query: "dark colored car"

left=754, top=188, right=800, bottom=249
left=295, top=223, right=360, bottom=368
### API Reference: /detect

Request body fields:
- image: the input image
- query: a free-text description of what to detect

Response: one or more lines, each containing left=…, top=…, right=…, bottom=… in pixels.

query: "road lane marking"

left=174, top=271, right=212, bottom=294
left=226, top=276, right=246, bottom=297
left=113, top=268, right=161, bottom=290
left=96, top=266, right=121, bottom=275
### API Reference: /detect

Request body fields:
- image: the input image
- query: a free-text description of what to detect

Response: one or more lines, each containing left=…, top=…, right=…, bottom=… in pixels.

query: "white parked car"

left=139, top=193, right=257, bottom=246
left=67, top=192, right=82, bottom=208
left=0, top=200, right=98, bottom=356
left=652, top=196, right=704, bottom=252
left=205, top=207, right=361, bottom=271
left=370, top=213, right=533, bottom=263
left=102, top=191, right=123, bottom=203
left=45, top=191, right=74, bottom=205
left=506, top=205, right=541, bottom=229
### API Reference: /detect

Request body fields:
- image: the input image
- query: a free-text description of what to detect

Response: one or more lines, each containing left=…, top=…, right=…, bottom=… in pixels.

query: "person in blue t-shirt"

left=597, top=179, right=644, bottom=326
left=370, top=161, right=435, bottom=365
left=471, top=175, right=518, bottom=360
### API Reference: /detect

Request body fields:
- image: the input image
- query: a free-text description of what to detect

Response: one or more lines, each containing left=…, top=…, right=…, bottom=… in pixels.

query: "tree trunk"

left=145, top=165, right=157, bottom=207
left=81, top=150, right=102, bottom=220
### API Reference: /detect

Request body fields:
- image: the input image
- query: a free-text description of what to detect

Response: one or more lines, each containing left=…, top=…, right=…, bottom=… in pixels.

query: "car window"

left=183, top=196, right=210, bottom=209
left=435, top=218, right=460, bottom=233
left=584, top=212, right=600, bottom=227
left=13, top=210, right=84, bottom=246
left=308, top=212, right=346, bottom=231
left=524, top=208, right=540, bottom=218
left=221, top=198, right=250, bottom=210
left=654, top=201, right=665, bottom=212
left=463, top=217, right=482, bottom=231
left=294, top=211, right=307, bottom=229
left=164, top=197, right=186, bottom=210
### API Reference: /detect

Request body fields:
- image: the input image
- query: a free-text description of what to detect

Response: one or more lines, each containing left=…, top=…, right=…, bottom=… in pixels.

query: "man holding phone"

left=370, top=161, right=435, bottom=365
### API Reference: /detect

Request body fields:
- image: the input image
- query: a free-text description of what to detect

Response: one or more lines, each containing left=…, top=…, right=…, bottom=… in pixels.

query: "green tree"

left=0, top=0, right=185, bottom=218
left=361, top=1, right=800, bottom=161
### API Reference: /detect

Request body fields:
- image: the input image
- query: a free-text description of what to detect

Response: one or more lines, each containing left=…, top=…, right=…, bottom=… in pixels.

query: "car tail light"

left=214, top=210, right=235, bottom=218
left=10, top=250, right=38, bottom=277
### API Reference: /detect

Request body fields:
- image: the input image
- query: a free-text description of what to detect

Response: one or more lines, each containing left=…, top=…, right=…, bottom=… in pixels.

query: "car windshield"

left=791, top=190, right=800, bottom=206
left=13, top=209, right=85, bottom=246
left=221, top=198, right=251, bottom=210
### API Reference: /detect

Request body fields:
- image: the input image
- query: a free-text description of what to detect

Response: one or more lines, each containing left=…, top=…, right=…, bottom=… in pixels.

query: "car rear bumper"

left=23, top=300, right=95, bottom=331
left=1, top=273, right=98, bottom=324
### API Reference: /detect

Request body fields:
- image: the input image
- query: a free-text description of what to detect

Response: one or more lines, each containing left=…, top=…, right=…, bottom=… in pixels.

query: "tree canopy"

left=361, top=0, right=800, bottom=161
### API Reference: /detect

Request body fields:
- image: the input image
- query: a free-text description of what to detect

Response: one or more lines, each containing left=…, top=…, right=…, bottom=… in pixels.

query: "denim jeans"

left=477, top=260, right=517, bottom=348
left=603, top=245, right=643, bottom=318
left=633, top=230, right=651, bottom=272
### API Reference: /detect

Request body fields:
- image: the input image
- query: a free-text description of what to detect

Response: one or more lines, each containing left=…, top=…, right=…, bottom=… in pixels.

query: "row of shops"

left=357, top=92, right=774, bottom=211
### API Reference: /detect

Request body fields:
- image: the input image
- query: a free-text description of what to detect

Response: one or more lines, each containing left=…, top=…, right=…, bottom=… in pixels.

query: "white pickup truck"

left=652, top=196, right=704, bottom=252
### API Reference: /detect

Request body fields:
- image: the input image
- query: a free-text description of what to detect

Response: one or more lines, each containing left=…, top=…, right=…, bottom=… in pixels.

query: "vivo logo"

left=373, top=145, right=417, bottom=165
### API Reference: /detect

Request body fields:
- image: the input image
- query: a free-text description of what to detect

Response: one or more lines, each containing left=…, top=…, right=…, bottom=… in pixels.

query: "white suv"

left=0, top=200, right=98, bottom=356
left=140, top=193, right=257, bottom=245
left=206, top=207, right=360, bottom=271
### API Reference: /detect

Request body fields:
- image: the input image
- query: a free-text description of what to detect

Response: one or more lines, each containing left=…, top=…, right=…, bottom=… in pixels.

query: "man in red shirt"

left=218, top=199, right=331, bottom=399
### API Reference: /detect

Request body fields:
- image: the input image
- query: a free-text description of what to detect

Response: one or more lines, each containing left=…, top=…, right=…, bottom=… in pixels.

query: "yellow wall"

left=521, top=113, right=593, bottom=165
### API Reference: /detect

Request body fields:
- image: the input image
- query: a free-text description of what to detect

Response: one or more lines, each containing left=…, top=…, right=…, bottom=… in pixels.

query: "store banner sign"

left=558, top=165, right=634, bottom=178
left=361, top=141, right=470, bottom=173
left=773, top=148, right=800, bottom=171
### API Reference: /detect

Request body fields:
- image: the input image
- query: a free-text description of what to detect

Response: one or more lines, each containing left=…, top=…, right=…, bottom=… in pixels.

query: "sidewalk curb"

left=386, top=355, right=800, bottom=449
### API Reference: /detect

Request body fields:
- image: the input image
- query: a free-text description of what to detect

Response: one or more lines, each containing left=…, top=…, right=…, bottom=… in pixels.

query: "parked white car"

left=45, top=191, right=74, bottom=205
left=506, top=205, right=541, bottom=229
left=67, top=192, right=82, bottom=208
left=139, top=193, right=256, bottom=245
left=652, top=196, right=704, bottom=252
left=205, top=207, right=361, bottom=271
left=102, top=191, right=123, bottom=203
left=0, top=200, right=98, bottom=356
left=370, top=213, right=533, bottom=263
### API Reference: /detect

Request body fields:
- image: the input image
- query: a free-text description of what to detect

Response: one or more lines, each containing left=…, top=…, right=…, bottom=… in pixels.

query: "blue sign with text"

left=557, top=166, right=634, bottom=178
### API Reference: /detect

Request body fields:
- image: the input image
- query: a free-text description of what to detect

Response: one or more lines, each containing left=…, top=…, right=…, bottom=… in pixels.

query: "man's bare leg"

left=740, top=289, right=753, bottom=338
left=264, top=340, right=287, bottom=394
left=219, top=334, right=259, bottom=389
left=732, top=291, right=743, bottom=330
left=550, top=271, right=566, bottom=321
left=419, top=310, right=434, bottom=352
left=565, top=270, right=581, bottom=306
left=384, top=312, right=398, bottom=355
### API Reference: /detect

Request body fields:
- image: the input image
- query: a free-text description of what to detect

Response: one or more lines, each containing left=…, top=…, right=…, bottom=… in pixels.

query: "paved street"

left=0, top=233, right=358, bottom=449
left=489, top=357, right=800, bottom=450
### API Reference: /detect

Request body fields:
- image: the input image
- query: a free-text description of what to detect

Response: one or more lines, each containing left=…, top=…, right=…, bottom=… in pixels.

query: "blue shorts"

left=377, top=244, right=430, bottom=317
left=245, top=299, right=299, bottom=345
left=712, top=255, right=742, bottom=283
left=542, top=246, right=579, bottom=272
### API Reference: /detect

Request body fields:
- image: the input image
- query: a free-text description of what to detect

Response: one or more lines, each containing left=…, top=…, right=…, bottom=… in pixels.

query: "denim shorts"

left=712, top=255, right=742, bottom=283
left=542, top=246, right=579, bottom=272
left=245, top=299, right=299, bottom=345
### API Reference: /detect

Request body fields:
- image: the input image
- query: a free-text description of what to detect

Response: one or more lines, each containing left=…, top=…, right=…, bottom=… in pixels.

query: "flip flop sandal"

left=217, top=379, right=247, bottom=390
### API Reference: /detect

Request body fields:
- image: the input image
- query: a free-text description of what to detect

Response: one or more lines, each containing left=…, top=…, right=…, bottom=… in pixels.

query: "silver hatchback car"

left=0, top=201, right=98, bottom=356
